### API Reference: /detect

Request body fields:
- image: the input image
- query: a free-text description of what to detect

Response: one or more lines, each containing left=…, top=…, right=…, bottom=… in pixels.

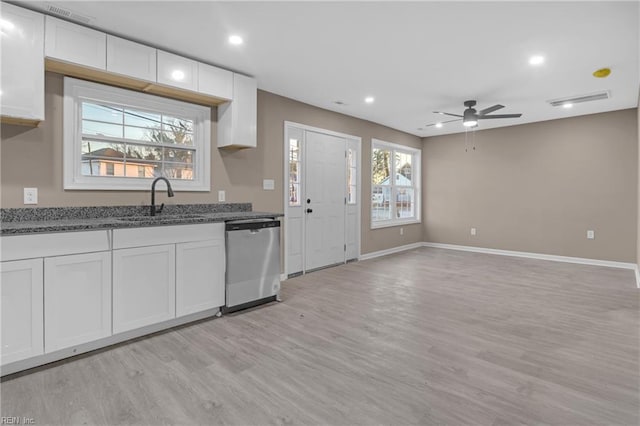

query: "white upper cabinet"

left=0, top=3, right=45, bottom=122
left=157, top=50, right=198, bottom=92
left=198, top=63, right=233, bottom=100
left=106, top=35, right=156, bottom=82
left=45, top=16, right=106, bottom=69
left=218, top=73, right=258, bottom=148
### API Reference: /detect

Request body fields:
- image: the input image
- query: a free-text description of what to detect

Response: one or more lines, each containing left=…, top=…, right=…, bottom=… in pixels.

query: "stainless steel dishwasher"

left=224, top=219, right=281, bottom=313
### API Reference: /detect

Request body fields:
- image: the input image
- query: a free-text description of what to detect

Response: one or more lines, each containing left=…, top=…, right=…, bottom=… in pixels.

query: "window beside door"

left=371, top=139, right=421, bottom=228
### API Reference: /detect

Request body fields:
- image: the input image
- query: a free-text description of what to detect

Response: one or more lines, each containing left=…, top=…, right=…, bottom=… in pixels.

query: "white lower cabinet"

left=176, top=239, right=225, bottom=317
left=0, top=259, right=44, bottom=365
left=44, top=252, right=111, bottom=352
left=112, top=244, right=176, bottom=334
left=1, top=222, right=226, bottom=374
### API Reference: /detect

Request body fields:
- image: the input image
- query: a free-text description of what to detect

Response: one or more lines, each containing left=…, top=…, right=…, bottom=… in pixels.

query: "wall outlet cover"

left=470, top=227, right=477, bottom=236
left=218, top=190, right=226, bottom=202
left=24, top=188, right=38, bottom=205
left=263, top=179, right=275, bottom=190
left=587, top=230, right=595, bottom=240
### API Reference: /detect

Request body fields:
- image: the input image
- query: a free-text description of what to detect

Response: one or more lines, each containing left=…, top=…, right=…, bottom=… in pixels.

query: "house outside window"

left=63, top=77, right=211, bottom=191
left=371, top=139, right=421, bottom=228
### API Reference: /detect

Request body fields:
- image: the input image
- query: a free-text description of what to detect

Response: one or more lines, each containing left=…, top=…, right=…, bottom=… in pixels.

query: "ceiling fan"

left=427, top=100, right=522, bottom=128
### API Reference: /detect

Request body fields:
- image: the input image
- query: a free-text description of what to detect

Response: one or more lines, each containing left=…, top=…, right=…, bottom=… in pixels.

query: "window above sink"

left=63, top=77, right=211, bottom=192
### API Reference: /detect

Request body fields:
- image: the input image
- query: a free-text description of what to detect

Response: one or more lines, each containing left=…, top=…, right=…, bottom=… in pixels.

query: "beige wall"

left=256, top=91, right=423, bottom=254
left=0, top=72, right=423, bottom=254
left=422, top=109, right=638, bottom=263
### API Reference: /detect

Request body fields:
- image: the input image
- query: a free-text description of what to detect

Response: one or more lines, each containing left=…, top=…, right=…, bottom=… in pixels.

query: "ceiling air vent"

left=547, top=91, right=610, bottom=107
left=45, top=4, right=92, bottom=24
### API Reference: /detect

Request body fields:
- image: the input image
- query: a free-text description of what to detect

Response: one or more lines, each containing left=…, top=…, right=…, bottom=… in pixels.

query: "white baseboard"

left=635, top=265, right=640, bottom=289
left=359, top=242, right=423, bottom=261
left=422, top=242, right=637, bottom=271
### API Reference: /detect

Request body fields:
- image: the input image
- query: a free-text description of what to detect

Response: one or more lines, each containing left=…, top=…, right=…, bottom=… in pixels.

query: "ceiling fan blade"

left=478, top=113, right=523, bottom=119
left=478, top=104, right=504, bottom=116
left=433, top=111, right=463, bottom=118
left=424, top=118, right=461, bottom=127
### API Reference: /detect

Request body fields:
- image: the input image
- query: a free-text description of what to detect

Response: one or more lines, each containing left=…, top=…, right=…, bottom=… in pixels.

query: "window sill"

left=371, top=219, right=421, bottom=230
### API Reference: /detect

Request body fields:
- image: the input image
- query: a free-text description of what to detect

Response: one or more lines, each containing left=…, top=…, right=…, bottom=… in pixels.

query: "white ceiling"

left=19, top=1, right=640, bottom=137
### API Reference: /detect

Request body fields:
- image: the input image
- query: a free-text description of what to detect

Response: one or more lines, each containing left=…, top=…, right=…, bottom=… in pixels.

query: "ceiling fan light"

left=463, top=120, right=477, bottom=127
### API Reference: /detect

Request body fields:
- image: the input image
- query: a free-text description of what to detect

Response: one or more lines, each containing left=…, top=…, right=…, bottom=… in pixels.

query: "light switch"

left=218, top=190, right=225, bottom=202
left=263, top=179, right=275, bottom=190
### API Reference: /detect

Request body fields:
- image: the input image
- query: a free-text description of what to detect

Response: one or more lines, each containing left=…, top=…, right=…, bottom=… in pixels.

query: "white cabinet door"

left=1, top=259, right=44, bottom=365
left=157, top=50, right=197, bottom=91
left=218, top=73, right=257, bottom=148
left=44, top=252, right=111, bottom=352
left=106, top=35, right=156, bottom=81
left=198, top=63, right=233, bottom=100
left=113, top=245, right=176, bottom=334
left=0, top=3, right=45, bottom=121
left=176, top=240, right=225, bottom=317
left=45, top=16, right=106, bottom=69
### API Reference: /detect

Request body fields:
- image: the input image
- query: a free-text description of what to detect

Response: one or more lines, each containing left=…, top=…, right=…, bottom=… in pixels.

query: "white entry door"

left=304, top=131, right=346, bottom=271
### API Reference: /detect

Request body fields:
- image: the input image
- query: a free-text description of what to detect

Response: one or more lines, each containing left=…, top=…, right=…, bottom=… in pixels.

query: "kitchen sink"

left=117, top=214, right=206, bottom=222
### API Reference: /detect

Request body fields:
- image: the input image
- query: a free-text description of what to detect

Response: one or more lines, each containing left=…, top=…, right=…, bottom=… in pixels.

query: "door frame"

left=283, top=121, right=362, bottom=277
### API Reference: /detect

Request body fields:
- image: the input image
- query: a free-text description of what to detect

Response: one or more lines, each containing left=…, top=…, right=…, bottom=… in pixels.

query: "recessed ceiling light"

left=228, top=35, right=244, bottom=45
left=364, top=96, right=375, bottom=104
left=529, top=55, right=545, bottom=66
left=562, top=103, right=573, bottom=109
left=171, top=70, right=185, bottom=81
left=435, top=122, right=443, bottom=128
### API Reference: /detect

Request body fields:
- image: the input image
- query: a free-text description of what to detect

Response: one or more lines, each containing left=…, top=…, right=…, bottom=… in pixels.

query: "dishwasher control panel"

left=225, top=220, right=280, bottom=232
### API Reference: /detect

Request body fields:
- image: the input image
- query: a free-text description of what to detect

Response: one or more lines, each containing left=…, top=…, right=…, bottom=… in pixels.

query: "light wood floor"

left=1, top=247, right=638, bottom=425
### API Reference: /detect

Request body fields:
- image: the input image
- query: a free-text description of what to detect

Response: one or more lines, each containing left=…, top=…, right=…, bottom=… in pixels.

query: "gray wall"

left=422, top=109, right=638, bottom=263
left=0, top=72, right=423, bottom=255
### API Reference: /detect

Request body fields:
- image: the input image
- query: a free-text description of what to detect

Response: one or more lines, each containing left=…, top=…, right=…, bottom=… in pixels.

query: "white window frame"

left=371, top=138, right=421, bottom=229
left=63, top=77, right=211, bottom=191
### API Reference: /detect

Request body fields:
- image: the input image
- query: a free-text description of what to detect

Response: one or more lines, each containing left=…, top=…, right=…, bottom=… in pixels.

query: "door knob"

left=306, top=208, right=313, bottom=213
left=307, top=198, right=311, bottom=204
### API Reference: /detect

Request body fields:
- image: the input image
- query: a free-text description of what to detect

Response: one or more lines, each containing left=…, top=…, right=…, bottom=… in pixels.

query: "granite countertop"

left=1, top=204, right=283, bottom=235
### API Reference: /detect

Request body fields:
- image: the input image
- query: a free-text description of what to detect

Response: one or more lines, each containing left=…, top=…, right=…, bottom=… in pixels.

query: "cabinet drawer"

left=112, top=223, right=224, bottom=249
left=1, top=230, right=111, bottom=262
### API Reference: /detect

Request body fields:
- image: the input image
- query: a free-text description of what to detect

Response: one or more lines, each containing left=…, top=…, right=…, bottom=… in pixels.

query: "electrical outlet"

left=400, top=227, right=404, bottom=236
left=24, top=188, right=38, bottom=205
left=218, top=190, right=226, bottom=202
left=470, top=227, right=477, bottom=236
left=587, top=230, right=595, bottom=240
